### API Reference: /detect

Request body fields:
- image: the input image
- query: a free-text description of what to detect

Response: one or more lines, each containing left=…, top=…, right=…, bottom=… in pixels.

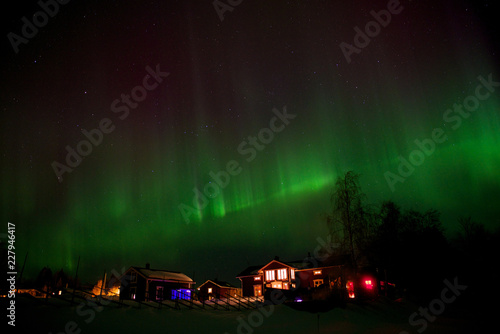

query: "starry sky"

left=1, top=0, right=499, bottom=285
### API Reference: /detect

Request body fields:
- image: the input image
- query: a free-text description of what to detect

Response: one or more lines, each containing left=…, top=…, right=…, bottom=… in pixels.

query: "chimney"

left=146, top=263, right=150, bottom=269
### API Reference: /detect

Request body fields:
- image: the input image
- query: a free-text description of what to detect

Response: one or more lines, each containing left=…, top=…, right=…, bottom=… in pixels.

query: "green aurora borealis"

left=1, top=0, right=499, bottom=283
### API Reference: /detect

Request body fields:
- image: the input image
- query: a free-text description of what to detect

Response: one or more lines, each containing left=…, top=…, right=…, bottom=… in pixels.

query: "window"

left=313, top=270, right=322, bottom=275
left=291, top=269, right=295, bottom=280
left=271, top=281, right=283, bottom=289
left=130, top=287, right=136, bottom=300
left=364, top=280, right=373, bottom=289
left=265, top=270, right=275, bottom=281
left=130, top=272, right=137, bottom=283
left=172, top=289, right=191, bottom=300
left=253, top=285, right=262, bottom=296
left=208, top=287, right=213, bottom=294
left=313, top=279, right=324, bottom=287
left=277, top=268, right=287, bottom=280
left=254, top=276, right=261, bottom=281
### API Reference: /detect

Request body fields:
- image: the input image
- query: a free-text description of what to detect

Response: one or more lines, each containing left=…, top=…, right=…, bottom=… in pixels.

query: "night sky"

left=1, top=0, right=499, bottom=285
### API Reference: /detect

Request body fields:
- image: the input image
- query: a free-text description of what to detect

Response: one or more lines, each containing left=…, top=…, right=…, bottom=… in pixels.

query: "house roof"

left=283, top=259, right=324, bottom=270
left=129, top=266, right=195, bottom=284
left=198, top=279, right=239, bottom=289
left=236, top=265, right=263, bottom=277
left=260, top=259, right=298, bottom=271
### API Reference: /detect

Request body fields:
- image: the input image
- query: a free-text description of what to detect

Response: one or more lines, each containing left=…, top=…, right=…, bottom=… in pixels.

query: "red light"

left=347, top=281, right=355, bottom=298
left=364, top=279, right=373, bottom=289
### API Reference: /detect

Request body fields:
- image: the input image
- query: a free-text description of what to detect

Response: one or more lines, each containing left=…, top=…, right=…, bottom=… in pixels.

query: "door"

left=156, top=286, right=164, bottom=300
left=253, top=285, right=262, bottom=296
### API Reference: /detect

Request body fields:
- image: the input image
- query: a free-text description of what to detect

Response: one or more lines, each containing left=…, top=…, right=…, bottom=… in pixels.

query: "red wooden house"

left=236, top=256, right=369, bottom=302
left=120, top=263, right=195, bottom=301
left=197, top=279, right=241, bottom=301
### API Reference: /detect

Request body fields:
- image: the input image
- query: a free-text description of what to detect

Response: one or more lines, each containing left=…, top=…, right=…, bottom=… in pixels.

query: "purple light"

left=171, top=289, right=191, bottom=300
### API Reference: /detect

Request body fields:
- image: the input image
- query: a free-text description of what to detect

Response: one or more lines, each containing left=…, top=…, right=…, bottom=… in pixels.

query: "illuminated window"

left=253, top=285, right=262, bottom=296
left=208, top=287, right=212, bottom=294
left=265, top=270, right=275, bottom=281
left=271, top=281, right=283, bottom=289
left=130, top=287, right=136, bottom=300
left=313, top=270, right=322, bottom=275
left=277, top=268, right=287, bottom=280
left=313, top=279, right=323, bottom=287
left=254, top=276, right=261, bottom=281
left=291, top=269, right=295, bottom=280
left=172, top=289, right=191, bottom=300
left=364, top=280, right=373, bottom=289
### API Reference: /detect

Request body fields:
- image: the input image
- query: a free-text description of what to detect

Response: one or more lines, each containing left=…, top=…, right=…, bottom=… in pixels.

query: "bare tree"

left=457, top=216, right=487, bottom=250
left=327, top=171, right=367, bottom=270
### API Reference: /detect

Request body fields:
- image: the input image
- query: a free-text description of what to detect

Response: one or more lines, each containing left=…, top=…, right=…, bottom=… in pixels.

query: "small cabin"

left=197, top=279, right=241, bottom=301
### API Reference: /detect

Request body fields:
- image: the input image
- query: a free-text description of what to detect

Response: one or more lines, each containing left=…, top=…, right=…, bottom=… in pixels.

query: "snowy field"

left=6, top=294, right=487, bottom=334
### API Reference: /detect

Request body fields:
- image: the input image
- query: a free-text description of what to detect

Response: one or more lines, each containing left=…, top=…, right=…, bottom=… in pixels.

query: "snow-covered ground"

left=8, top=295, right=484, bottom=333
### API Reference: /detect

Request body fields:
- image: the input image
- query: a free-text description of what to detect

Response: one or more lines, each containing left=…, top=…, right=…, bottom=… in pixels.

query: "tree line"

left=325, top=171, right=499, bottom=302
